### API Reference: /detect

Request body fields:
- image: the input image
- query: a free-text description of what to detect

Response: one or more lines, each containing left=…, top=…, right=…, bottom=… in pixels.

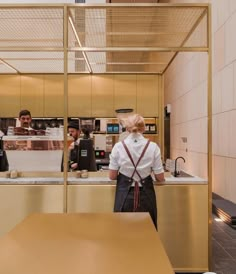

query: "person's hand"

left=68, top=143, right=75, bottom=150
left=70, top=163, right=78, bottom=170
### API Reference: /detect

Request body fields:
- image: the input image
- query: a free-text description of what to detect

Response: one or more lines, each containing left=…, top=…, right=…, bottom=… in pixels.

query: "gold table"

left=0, top=213, right=174, bottom=274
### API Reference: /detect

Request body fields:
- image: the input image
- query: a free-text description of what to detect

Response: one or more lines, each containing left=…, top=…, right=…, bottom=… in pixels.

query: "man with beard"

left=18, top=109, right=33, bottom=129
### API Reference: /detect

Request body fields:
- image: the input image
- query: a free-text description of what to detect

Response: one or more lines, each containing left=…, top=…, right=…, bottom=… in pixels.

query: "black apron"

left=114, top=140, right=157, bottom=229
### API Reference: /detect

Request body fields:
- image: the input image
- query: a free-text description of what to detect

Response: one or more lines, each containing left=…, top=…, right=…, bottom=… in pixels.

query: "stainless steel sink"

left=171, top=171, right=194, bottom=178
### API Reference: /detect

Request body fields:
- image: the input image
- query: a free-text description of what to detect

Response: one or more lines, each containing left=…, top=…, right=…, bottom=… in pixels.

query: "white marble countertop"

left=0, top=174, right=207, bottom=185
left=3, top=136, right=63, bottom=141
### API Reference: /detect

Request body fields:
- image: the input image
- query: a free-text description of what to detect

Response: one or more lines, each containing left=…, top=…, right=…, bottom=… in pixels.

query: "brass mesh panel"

left=0, top=8, right=63, bottom=48
left=68, top=6, right=207, bottom=48
left=68, top=5, right=207, bottom=74
left=96, top=51, right=174, bottom=73
left=0, top=4, right=208, bottom=74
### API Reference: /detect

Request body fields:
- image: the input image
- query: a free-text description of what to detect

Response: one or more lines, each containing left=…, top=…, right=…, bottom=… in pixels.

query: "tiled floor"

left=212, top=214, right=236, bottom=274
left=176, top=214, right=236, bottom=274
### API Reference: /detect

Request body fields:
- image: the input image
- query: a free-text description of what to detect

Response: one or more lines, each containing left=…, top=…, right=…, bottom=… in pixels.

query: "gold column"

left=207, top=3, right=213, bottom=271
left=63, top=5, right=69, bottom=213
left=159, top=75, right=164, bottom=160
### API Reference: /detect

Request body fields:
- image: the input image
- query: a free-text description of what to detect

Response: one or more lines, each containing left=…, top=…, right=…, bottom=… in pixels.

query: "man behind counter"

left=67, top=121, right=81, bottom=171
left=18, top=109, right=33, bottom=129
left=61, top=121, right=97, bottom=172
left=61, top=121, right=81, bottom=171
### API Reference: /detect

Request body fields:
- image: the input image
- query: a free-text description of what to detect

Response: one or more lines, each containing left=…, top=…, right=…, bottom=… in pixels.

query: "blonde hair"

left=123, top=114, right=145, bottom=133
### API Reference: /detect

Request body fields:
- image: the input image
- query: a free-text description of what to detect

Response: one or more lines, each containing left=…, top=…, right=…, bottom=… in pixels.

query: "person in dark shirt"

left=67, top=121, right=81, bottom=171
left=61, top=121, right=80, bottom=171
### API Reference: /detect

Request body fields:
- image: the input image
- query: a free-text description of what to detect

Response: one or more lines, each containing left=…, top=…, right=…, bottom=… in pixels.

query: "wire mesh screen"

left=0, top=4, right=209, bottom=74
left=0, top=7, right=64, bottom=48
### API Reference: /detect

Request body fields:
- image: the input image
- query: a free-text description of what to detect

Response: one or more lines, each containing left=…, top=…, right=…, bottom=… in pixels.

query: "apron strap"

left=122, top=139, right=150, bottom=211
left=122, top=139, right=150, bottom=180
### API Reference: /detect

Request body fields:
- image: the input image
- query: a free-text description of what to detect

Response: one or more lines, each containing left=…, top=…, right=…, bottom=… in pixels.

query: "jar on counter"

left=10, top=169, right=18, bottom=179
left=81, top=170, right=88, bottom=178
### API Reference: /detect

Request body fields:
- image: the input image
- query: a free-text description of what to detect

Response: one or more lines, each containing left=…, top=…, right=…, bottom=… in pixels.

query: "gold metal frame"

left=63, top=5, right=69, bottom=213
left=0, top=3, right=212, bottom=271
left=207, top=4, right=212, bottom=271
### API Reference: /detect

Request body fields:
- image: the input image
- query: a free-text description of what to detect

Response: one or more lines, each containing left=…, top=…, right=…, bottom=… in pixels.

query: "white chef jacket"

left=109, top=133, right=164, bottom=182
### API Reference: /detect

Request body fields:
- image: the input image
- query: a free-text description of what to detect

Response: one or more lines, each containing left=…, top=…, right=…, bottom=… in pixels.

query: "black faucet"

left=174, top=156, right=185, bottom=177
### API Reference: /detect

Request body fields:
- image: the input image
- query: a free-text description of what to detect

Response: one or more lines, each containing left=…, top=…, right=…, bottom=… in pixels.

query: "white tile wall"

left=227, top=158, right=236, bottom=202
left=217, top=111, right=230, bottom=157
left=229, top=0, right=236, bottom=15
left=229, top=110, right=236, bottom=157
left=212, top=72, right=222, bottom=114
left=200, top=117, right=208, bottom=154
left=214, top=25, right=225, bottom=71
left=212, top=155, right=228, bottom=198
left=212, top=115, right=218, bottom=154
left=233, top=61, right=236, bottom=108
left=221, top=64, right=234, bottom=111
left=216, top=0, right=230, bottom=28
left=164, top=0, right=236, bottom=203
left=225, top=12, right=236, bottom=65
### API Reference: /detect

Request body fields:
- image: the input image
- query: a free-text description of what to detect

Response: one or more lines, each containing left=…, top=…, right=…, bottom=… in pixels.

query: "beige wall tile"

left=212, top=155, right=216, bottom=192
left=212, top=72, right=222, bottom=114
left=227, top=158, right=236, bottom=202
left=229, top=110, right=236, bottom=157
left=179, top=123, right=188, bottom=151
left=170, top=124, right=179, bottom=150
left=199, top=153, right=208, bottom=179
left=199, top=82, right=208, bottom=118
left=214, top=26, right=225, bottom=71
left=212, top=115, right=218, bottom=154
left=188, top=119, right=201, bottom=152
left=164, top=0, right=236, bottom=203
left=212, top=155, right=228, bottom=198
left=212, top=1, right=218, bottom=33
left=234, top=61, right=236, bottom=108
left=229, top=0, right=236, bottom=14
left=200, top=117, right=208, bottom=154
left=221, top=64, right=234, bottom=111
left=216, top=0, right=230, bottom=28
left=199, top=53, right=208, bottom=83
left=185, top=91, right=192, bottom=122
left=192, top=54, right=201, bottom=88
left=217, top=112, right=230, bottom=156
left=186, top=151, right=203, bottom=178
left=225, top=12, right=236, bottom=65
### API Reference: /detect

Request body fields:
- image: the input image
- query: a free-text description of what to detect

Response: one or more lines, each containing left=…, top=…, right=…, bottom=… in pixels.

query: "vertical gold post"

left=159, top=75, right=164, bottom=159
left=207, top=3, right=212, bottom=271
left=63, top=5, right=69, bottom=213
